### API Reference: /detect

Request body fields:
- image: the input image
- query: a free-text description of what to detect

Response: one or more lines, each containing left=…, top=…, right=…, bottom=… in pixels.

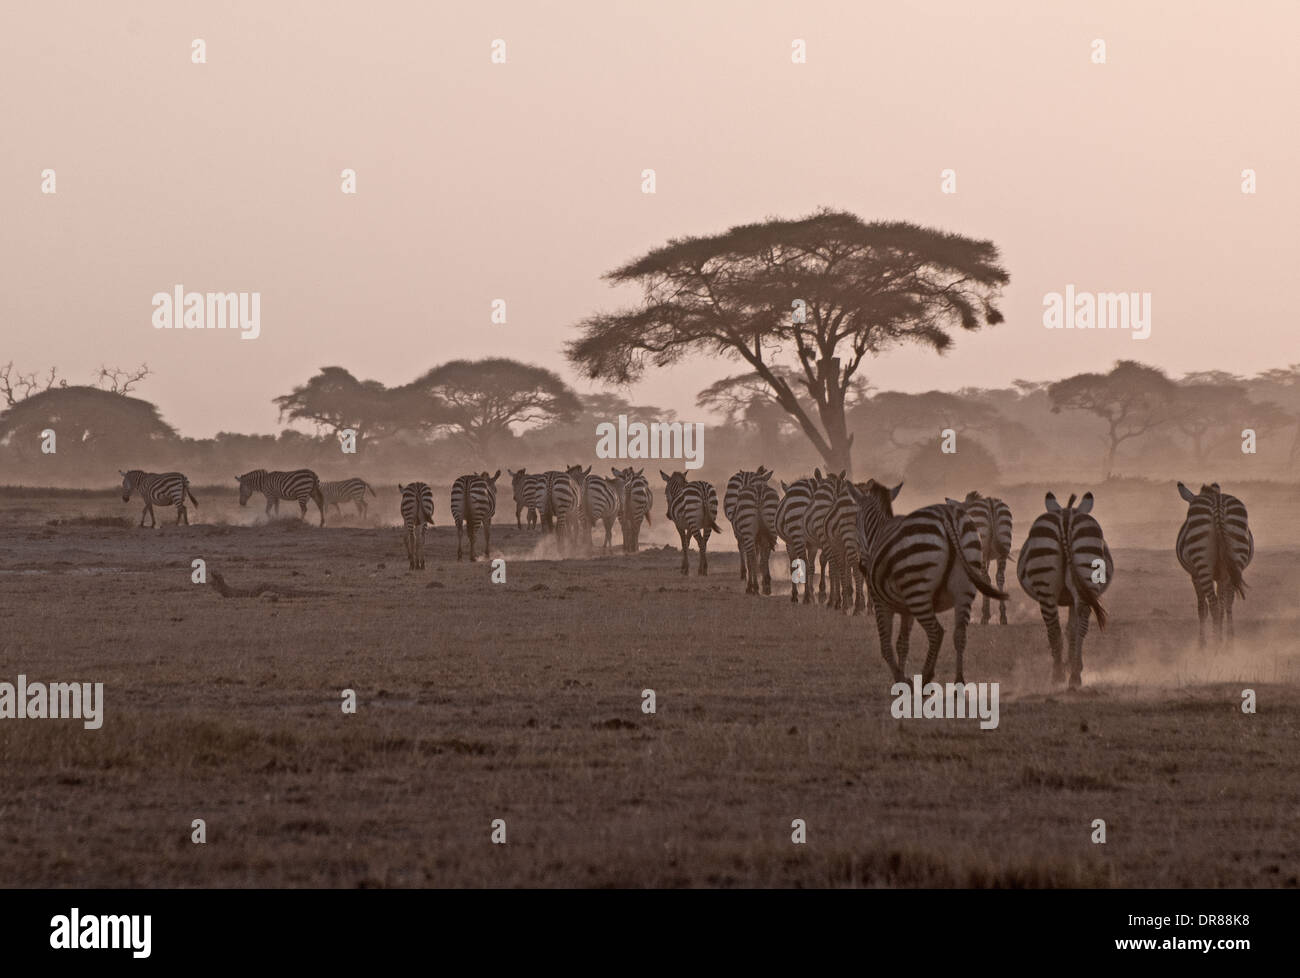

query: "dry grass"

left=0, top=492, right=1297, bottom=887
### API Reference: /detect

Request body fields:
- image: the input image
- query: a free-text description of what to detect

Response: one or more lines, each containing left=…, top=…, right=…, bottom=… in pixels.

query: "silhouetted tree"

left=566, top=209, right=1008, bottom=476
left=405, top=358, right=581, bottom=458
left=274, top=366, right=424, bottom=446
left=0, top=386, right=176, bottom=463
left=1048, top=360, right=1178, bottom=478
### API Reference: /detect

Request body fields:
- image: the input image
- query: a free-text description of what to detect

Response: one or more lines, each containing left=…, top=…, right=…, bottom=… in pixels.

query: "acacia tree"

left=405, top=358, right=581, bottom=457
left=0, top=386, right=176, bottom=463
left=1048, top=360, right=1178, bottom=479
left=565, top=209, right=1009, bottom=475
left=1251, top=364, right=1300, bottom=465
left=273, top=366, right=424, bottom=446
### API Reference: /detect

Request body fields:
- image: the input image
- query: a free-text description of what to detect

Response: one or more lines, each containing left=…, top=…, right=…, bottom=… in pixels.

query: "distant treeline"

left=1, top=359, right=1297, bottom=489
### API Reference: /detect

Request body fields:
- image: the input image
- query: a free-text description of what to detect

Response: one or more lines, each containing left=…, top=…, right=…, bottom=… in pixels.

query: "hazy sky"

left=2, top=1, right=1296, bottom=437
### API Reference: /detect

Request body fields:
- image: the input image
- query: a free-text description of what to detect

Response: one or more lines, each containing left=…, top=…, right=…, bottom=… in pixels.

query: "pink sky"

left=2, top=1, right=1296, bottom=437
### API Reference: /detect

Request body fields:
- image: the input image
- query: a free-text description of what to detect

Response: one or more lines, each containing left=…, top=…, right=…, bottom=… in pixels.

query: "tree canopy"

left=566, top=208, right=1008, bottom=474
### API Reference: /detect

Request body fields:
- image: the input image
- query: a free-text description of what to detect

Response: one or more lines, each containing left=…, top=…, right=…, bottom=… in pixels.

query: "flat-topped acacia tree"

left=565, top=209, right=1009, bottom=476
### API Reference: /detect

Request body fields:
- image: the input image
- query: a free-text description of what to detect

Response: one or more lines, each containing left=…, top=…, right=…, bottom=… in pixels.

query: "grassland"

left=1, top=489, right=1297, bottom=887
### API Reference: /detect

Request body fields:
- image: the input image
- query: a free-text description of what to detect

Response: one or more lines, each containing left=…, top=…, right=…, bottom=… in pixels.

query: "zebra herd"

left=117, top=466, right=1255, bottom=686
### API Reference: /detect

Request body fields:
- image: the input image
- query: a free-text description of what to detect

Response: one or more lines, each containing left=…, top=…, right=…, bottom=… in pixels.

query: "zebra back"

left=1176, top=482, right=1253, bottom=594
left=399, top=482, right=435, bottom=526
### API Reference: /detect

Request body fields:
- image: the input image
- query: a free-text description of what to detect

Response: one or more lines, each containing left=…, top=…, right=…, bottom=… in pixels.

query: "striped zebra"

left=320, top=478, right=376, bottom=518
left=660, top=471, right=721, bottom=576
left=1176, top=482, right=1253, bottom=646
left=733, top=482, right=777, bottom=595
left=846, top=480, right=1007, bottom=685
left=398, top=482, right=435, bottom=569
left=612, top=467, right=653, bottom=554
left=959, top=491, right=1014, bottom=625
left=1017, top=492, right=1114, bottom=688
left=236, top=469, right=325, bottom=526
left=802, top=469, right=846, bottom=607
left=568, top=465, right=620, bottom=554
left=775, top=476, right=818, bottom=604
left=825, top=479, right=870, bottom=615
left=724, top=466, right=773, bottom=580
left=539, top=469, right=580, bottom=541
left=450, top=471, right=500, bottom=561
left=119, top=470, right=198, bottom=527
left=507, top=468, right=547, bottom=530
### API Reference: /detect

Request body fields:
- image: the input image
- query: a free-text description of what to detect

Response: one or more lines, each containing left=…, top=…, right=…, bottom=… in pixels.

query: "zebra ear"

left=660, top=470, right=670, bottom=481
left=398, top=484, right=406, bottom=492
left=1177, top=482, right=1196, bottom=502
left=814, top=468, right=823, bottom=480
left=945, top=497, right=960, bottom=507
left=1076, top=492, right=1095, bottom=515
left=780, top=481, right=789, bottom=493
left=889, top=482, right=903, bottom=500
left=490, top=470, right=501, bottom=482
left=757, top=469, right=773, bottom=482
left=1045, top=492, right=1061, bottom=513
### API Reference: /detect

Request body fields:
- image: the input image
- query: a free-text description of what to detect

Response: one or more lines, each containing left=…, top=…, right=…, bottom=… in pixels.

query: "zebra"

left=236, top=469, right=325, bottom=525
left=568, top=464, right=620, bottom=554
left=1176, top=482, right=1253, bottom=646
left=733, top=482, right=777, bottom=595
left=724, top=466, right=773, bottom=580
left=1017, top=492, right=1114, bottom=688
left=959, top=491, right=1014, bottom=625
left=398, top=482, right=435, bottom=569
left=612, top=467, right=653, bottom=554
left=775, top=476, right=818, bottom=604
left=846, top=480, right=1007, bottom=686
left=507, top=469, right=547, bottom=530
left=802, top=469, right=846, bottom=607
left=660, top=471, right=722, bottom=576
left=119, top=470, right=198, bottom=527
left=825, top=479, right=871, bottom=615
left=320, top=478, right=377, bottom=519
left=542, top=469, right=583, bottom=555
left=450, top=471, right=500, bottom=561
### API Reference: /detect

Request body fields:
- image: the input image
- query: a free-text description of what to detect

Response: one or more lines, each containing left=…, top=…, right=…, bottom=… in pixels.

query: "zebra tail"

left=1061, top=515, right=1108, bottom=630
left=1215, top=522, right=1247, bottom=599
left=941, top=509, right=1007, bottom=600
left=186, top=483, right=199, bottom=508
left=366, top=482, right=377, bottom=497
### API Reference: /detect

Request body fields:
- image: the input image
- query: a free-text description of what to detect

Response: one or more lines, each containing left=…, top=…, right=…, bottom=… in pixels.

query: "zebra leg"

left=1069, top=602, right=1092, bottom=688
left=761, top=544, right=772, bottom=596
left=298, top=498, right=309, bottom=520
left=698, top=529, right=711, bottom=576
left=1042, top=603, right=1065, bottom=683
left=138, top=503, right=148, bottom=527
left=979, top=557, right=991, bottom=624
left=851, top=561, right=866, bottom=615
left=738, top=534, right=747, bottom=580
left=895, top=612, right=913, bottom=678
left=1208, top=585, right=1223, bottom=646
left=787, top=546, right=800, bottom=603
left=817, top=550, right=828, bottom=604
left=176, top=501, right=186, bottom=525
left=265, top=495, right=275, bottom=518
left=873, top=600, right=903, bottom=683
left=456, top=520, right=464, bottom=561
left=485, top=520, right=493, bottom=561
left=916, top=610, right=946, bottom=688
left=953, top=596, right=973, bottom=683
left=677, top=526, right=690, bottom=575
left=1195, top=586, right=1208, bottom=647
left=996, top=556, right=1008, bottom=624
left=1222, top=581, right=1236, bottom=644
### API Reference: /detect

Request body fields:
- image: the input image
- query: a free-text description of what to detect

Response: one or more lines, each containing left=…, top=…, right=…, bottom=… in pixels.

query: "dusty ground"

left=0, top=488, right=1297, bottom=887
